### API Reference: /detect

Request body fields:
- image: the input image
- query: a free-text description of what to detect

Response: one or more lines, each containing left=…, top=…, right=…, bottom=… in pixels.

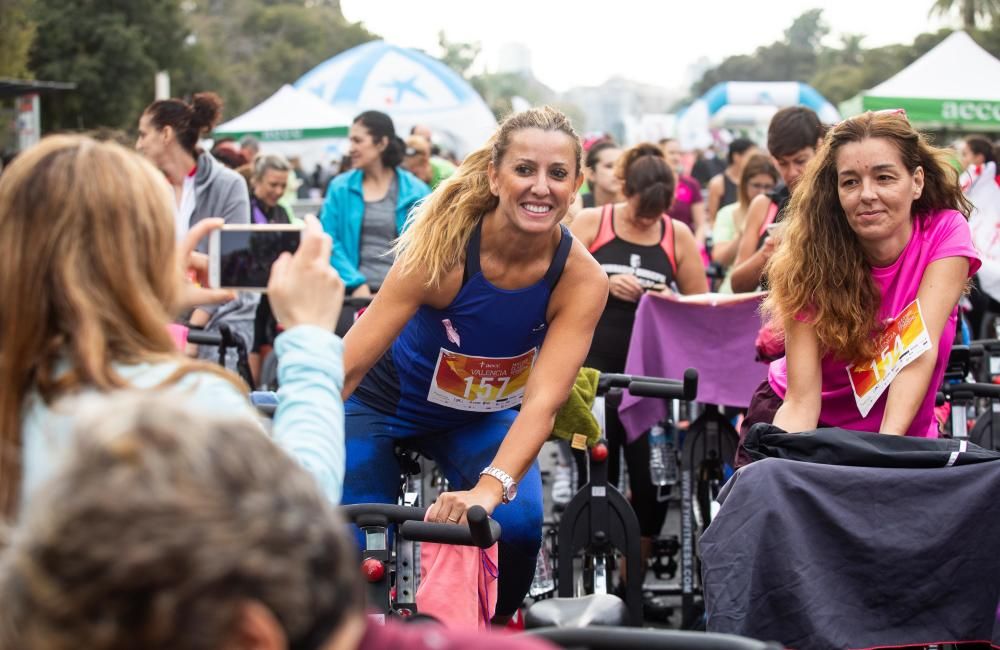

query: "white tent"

left=839, top=32, right=1000, bottom=132
left=294, top=41, right=497, bottom=158
left=214, top=85, right=353, bottom=169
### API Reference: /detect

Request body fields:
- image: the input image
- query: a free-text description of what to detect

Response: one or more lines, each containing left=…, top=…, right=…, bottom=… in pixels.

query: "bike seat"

left=524, top=594, right=628, bottom=629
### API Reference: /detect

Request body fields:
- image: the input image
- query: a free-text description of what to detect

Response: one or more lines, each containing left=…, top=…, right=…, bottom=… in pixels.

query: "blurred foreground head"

left=0, top=393, right=362, bottom=650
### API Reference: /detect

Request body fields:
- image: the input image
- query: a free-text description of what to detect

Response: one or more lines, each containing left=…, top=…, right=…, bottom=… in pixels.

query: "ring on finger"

left=447, top=516, right=459, bottom=523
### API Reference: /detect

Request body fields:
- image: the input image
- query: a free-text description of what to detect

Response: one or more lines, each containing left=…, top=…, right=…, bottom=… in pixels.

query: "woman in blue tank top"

left=341, top=107, right=608, bottom=622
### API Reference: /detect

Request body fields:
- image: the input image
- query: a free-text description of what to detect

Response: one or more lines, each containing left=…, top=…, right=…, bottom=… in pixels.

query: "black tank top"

left=721, top=174, right=738, bottom=208
left=587, top=208, right=676, bottom=373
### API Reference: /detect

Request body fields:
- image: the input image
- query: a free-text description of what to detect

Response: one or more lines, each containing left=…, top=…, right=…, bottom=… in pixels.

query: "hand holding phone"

left=267, top=215, right=345, bottom=332
left=173, top=218, right=237, bottom=314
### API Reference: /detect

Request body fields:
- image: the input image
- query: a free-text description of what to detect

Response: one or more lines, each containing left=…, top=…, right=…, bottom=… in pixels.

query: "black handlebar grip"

left=683, top=368, right=699, bottom=402
left=946, top=382, right=1000, bottom=400
left=627, top=380, right=684, bottom=399
left=185, top=330, right=223, bottom=346
left=399, top=514, right=501, bottom=548
left=466, top=505, right=501, bottom=548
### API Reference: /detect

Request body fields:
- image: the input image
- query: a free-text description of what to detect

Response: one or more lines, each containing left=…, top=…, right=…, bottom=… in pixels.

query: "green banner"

left=862, top=95, right=1000, bottom=131
left=212, top=125, right=349, bottom=141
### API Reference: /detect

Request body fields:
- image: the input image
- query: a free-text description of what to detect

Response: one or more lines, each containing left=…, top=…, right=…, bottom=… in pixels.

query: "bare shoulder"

left=568, top=206, right=604, bottom=246
left=707, top=174, right=723, bottom=192
left=552, top=238, right=608, bottom=312
left=746, top=193, right=771, bottom=222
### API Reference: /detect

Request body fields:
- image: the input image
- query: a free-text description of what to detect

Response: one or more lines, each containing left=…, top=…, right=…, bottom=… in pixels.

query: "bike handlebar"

left=598, top=368, right=698, bottom=402
left=185, top=329, right=223, bottom=346
left=340, top=504, right=501, bottom=549
left=526, top=627, right=784, bottom=650
left=942, top=381, right=1000, bottom=400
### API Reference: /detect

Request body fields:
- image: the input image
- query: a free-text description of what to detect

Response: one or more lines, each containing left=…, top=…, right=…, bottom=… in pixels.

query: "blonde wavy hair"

left=763, top=112, right=972, bottom=363
left=393, top=106, right=582, bottom=287
left=0, top=135, right=242, bottom=516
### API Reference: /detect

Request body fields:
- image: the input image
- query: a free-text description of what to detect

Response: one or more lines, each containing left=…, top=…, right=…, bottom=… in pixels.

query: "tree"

left=438, top=31, right=480, bottom=79
left=180, top=0, right=375, bottom=118
left=29, top=0, right=191, bottom=130
left=0, top=0, right=35, bottom=78
left=929, top=0, right=1000, bottom=30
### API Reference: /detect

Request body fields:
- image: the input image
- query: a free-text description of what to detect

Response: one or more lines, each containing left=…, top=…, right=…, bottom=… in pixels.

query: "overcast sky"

left=341, top=0, right=954, bottom=93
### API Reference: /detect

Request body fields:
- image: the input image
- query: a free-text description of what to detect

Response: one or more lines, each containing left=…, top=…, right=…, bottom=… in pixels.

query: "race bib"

left=847, top=299, right=932, bottom=417
left=427, top=348, right=537, bottom=412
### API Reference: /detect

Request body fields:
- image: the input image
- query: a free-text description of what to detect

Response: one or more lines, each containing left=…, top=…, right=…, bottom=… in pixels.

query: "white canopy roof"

left=867, top=31, right=1000, bottom=101
left=215, top=85, right=352, bottom=140
left=295, top=41, right=497, bottom=157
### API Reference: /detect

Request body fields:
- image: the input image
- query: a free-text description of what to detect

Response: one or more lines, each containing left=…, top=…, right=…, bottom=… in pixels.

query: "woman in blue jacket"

left=320, top=111, right=430, bottom=297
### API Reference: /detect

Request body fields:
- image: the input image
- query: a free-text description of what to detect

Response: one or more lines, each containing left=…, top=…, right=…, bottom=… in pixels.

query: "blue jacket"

left=320, top=167, right=430, bottom=289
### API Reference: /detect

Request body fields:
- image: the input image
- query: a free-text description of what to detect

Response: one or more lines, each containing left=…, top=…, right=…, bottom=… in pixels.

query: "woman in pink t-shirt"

left=739, top=111, right=980, bottom=464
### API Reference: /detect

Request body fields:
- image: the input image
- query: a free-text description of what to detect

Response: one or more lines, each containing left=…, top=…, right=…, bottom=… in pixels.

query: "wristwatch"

left=480, top=466, right=518, bottom=504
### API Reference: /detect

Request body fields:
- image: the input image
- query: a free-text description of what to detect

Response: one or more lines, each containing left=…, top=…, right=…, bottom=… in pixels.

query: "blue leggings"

left=342, top=397, right=543, bottom=616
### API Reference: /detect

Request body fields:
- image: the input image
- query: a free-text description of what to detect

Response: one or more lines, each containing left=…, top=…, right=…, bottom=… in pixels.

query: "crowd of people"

left=0, top=83, right=997, bottom=647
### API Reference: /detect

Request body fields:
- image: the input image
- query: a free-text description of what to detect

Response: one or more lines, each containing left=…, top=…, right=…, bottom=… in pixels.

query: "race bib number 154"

left=847, top=299, right=932, bottom=417
left=427, top=348, right=537, bottom=412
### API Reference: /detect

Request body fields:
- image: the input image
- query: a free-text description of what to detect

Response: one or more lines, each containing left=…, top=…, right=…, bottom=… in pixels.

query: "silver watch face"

left=506, top=481, right=518, bottom=502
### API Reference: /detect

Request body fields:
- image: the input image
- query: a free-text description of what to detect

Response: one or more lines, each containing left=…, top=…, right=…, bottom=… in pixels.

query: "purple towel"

left=618, top=293, right=767, bottom=442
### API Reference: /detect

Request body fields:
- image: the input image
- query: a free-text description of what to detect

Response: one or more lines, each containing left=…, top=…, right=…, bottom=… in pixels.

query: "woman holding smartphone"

left=340, top=107, right=607, bottom=623
left=320, top=111, right=430, bottom=297
left=0, top=135, right=347, bottom=518
left=569, top=142, right=707, bottom=579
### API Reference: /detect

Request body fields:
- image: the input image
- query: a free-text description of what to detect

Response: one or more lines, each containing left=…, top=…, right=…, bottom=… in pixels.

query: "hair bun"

left=189, top=92, right=224, bottom=135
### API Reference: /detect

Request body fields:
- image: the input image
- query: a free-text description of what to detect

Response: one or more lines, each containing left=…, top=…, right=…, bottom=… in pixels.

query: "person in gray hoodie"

left=137, top=92, right=258, bottom=368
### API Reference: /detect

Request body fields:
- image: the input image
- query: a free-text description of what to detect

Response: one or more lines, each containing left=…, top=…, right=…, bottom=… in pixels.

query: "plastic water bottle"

left=529, top=545, right=555, bottom=596
left=649, top=423, right=670, bottom=487
left=662, top=426, right=679, bottom=487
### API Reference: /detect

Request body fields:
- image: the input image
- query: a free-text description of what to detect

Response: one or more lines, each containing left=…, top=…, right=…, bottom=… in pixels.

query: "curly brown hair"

left=763, top=111, right=972, bottom=363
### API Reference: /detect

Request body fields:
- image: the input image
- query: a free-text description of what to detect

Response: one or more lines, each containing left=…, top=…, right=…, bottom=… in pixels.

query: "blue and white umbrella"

left=296, top=41, right=497, bottom=157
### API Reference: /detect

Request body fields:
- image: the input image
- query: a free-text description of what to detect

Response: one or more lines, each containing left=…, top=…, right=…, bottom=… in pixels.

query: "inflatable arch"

left=676, top=82, right=841, bottom=149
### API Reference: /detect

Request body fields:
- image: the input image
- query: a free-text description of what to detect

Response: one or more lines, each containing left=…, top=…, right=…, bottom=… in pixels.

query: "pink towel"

left=415, top=516, right=499, bottom=630
left=167, top=323, right=189, bottom=351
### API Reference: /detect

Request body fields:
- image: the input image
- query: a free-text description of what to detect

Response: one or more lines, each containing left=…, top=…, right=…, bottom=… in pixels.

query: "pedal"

left=650, top=535, right=680, bottom=580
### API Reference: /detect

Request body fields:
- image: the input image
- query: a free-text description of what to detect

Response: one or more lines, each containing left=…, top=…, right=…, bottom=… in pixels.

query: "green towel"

left=551, top=367, right=601, bottom=449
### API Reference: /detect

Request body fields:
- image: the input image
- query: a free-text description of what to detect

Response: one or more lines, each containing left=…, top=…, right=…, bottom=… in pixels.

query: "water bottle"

left=529, top=544, right=555, bottom=596
left=662, top=424, right=679, bottom=486
left=649, top=423, right=669, bottom=487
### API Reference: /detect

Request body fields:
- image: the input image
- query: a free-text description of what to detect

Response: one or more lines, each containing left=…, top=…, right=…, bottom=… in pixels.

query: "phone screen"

left=219, top=229, right=301, bottom=289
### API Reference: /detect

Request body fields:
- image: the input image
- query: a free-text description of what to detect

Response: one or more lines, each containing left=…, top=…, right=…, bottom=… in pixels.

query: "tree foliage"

left=28, top=0, right=190, bottom=130
left=0, top=0, right=35, bottom=78
left=929, top=0, right=1000, bottom=30
left=690, top=8, right=1000, bottom=107
left=18, top=0, right=374, bottom=131
left=179, top=0, right=374, bottom=119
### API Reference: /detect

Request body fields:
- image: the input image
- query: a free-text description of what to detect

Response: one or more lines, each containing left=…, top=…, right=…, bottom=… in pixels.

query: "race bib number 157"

left=847, top=299, right=932, bottom=417
left=427, top=348, right=537, bottom=412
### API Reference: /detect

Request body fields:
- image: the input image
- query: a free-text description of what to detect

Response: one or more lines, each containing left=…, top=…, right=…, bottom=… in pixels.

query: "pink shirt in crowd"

left=768, top=209, right=981, bottom=437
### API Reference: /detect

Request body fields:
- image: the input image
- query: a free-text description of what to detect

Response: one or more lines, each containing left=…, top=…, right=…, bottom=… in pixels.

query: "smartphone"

left=208, top=224, right=303, bottom=291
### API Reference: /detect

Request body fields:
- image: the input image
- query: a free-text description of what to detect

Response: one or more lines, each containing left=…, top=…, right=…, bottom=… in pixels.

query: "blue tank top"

left=354, top=221, right=573, bottom=428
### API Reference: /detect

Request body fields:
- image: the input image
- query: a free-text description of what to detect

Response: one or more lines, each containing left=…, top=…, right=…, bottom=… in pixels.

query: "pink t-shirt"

left=768, top=209, right=981, bottom=437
